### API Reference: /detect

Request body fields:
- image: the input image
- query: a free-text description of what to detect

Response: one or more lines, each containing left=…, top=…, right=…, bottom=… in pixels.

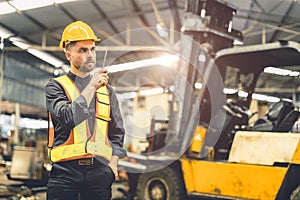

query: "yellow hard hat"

left=59, top=21, right=101, bottom=49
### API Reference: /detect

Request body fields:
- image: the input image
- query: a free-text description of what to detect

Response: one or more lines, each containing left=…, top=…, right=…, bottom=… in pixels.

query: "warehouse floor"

left=0, top=165, right=127, bottom=200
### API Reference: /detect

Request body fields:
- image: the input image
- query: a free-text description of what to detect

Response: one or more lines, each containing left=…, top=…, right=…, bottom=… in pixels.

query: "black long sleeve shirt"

left=45, top=72, right=127, bottom=160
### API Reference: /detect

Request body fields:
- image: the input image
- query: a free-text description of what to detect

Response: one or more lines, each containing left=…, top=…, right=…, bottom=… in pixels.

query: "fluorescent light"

left=156, top=23, right=168, bottom=37
left=252, top=93, right=280, bottom=103
left=266, top=96, right=281, bottom=103
left=20, top=118, right=48, bottom=129
left=0, top=41, right=3, bottom=50
left=238, top=90, right=248, bottom=98
left=195, top=82, right=203, bottom=89
left=27, top=48, right=64, bottom=67
left=13, top=41, right=30, bottom=49
left=54, top=0, right=78, bottom=3
left=140, top=88, right=164, bottom=96
left=0, top=0, right=78, bottom=14
left=198, top=54, right=206, bottom=62
left=0, top=115, right=48, bottom=130
left=95, top=54, right=179, bottom=74
left=0, top=25, right=14, bottom=38
left=228, top=21, right=232, bottom=33
left=9, top=0, right=54, bottom=11
left=53, top=69, right=60, bottom=76
left=223, top=88, right=280, bottom=103
left=9, top=37, right=63, bottom=67
left=223, top=88, right=238, bottom=94
left=223, top=88, right=281, bottom=102
left=9, top=37, right=30, bottom=49
left=264, top=66, right=300, bottom=77
left=116, top=92, right=137, bottom=100
left=0, top=2, right=16, bottom=15
left=223, top=88, right=280, bottom=102
left=233, top=39, right=243, bottom=46
left=169, top=85, right=175, bottom=92
left=282, top=98, right=292, bottom=102
left=200, top=9, right=206, bottom=18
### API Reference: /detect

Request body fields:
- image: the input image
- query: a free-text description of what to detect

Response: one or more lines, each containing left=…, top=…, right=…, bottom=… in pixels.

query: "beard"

left=79, top=62, right=95, bottom=72
left=74, top=59, right=96, bottom=72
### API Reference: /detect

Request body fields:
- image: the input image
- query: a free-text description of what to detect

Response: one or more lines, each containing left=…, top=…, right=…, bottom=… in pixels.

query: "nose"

left=87, top=49, right=95, bottom=56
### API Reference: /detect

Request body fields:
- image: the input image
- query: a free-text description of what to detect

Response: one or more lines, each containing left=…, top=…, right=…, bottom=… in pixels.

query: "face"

left=65, top=40, right=96, bottom=73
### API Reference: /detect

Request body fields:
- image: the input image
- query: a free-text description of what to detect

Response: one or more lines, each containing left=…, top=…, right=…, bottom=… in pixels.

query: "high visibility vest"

left=47, top=75, right=112, bottom=162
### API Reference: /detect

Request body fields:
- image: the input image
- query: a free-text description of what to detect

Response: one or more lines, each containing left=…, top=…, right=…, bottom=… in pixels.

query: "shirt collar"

left=67, top=71, right=91, bottom=89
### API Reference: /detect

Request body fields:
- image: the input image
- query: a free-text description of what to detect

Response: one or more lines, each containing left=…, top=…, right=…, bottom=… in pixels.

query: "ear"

left=65, top=51, right=71, bottom=60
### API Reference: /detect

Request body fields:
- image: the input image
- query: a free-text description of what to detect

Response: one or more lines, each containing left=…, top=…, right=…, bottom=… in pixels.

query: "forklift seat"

left=275, top=109, right=300, bottom=132
left=252, top=101, right=299, bottom=132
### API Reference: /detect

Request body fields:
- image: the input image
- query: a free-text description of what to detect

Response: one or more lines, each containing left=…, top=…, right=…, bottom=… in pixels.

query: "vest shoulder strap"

left=54, top=75, right=78, bottom=101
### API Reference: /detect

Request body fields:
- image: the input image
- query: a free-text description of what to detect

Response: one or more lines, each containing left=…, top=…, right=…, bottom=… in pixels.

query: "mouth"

left=85, top=61, right=95, bottom=65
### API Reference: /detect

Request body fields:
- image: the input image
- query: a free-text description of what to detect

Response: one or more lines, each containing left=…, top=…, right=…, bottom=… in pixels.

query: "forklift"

left=118, top=0, right=300, bottom=199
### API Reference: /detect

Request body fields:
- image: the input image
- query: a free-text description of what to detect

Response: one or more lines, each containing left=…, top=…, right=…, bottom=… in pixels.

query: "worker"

left=45, top=21, right=127, bottom=200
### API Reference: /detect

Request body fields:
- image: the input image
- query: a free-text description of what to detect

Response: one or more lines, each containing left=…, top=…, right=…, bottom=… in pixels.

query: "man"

left=45, top=21, right=127, bottom=200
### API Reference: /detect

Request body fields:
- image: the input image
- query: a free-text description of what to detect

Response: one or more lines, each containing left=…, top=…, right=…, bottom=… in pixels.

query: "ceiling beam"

left=243, top=0, right=255, bottom=30
left=245, top=22, right=300, bottom=37
left=241, top=1, right=286, bottom=36
left=253, top=0, right=266, bottom=13
left=91, top=0, right=125, bottom=42
left=238, top=8, right=299, bottom=24
left=93, top=26, right=125, bottom=46
left=238, top=15, right=300, bottom=40
left=129, top=0, right=151, bottom=27
left=135, top=19, right=169, bottom=47
left=269, top=0, right=297, bottom=42
left=3, top=45, right=176, bottom=52
left=255, top=87, right=300, bottom=94
left=54, top=3, right=77, bottom=21
left=168, top=0, right=181, bottom=32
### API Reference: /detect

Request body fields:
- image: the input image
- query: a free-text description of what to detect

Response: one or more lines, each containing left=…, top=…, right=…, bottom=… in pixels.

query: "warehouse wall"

left=1, top=50, right=54, bottom=109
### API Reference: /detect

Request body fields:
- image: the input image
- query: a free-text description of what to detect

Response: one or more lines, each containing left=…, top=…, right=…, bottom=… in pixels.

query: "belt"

left=74, top=157, right=106, bottom=166
left=78, top=157, right=94, bottom=166
left=56, top=157, right=107, bottom=167
left=77, top=157, right=94, bottom=165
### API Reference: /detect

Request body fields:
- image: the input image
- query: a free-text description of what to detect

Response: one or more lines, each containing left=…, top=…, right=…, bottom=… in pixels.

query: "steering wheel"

left=223, top=99, right=250, bottom=118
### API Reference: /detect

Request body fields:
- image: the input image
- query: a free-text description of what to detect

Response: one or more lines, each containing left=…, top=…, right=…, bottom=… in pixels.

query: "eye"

left=91, top=47, right=95, bottom=53
left=78, top=48, right=88, bottom=53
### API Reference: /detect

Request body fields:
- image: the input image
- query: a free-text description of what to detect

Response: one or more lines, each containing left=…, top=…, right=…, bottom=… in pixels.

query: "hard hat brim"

left=60, top=38, right=101, bottom=49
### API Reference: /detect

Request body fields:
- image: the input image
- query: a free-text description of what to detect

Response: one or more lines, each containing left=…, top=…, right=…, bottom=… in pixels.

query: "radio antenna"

left=103, top=49, right=107, bottom=68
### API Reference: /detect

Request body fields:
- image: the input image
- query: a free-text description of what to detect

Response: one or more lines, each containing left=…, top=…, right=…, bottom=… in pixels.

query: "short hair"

left=65, top=41, right=77, bottom=51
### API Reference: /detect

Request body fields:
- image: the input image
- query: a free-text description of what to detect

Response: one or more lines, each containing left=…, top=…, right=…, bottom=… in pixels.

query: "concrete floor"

left=0, top=165, right=127, bottom=200
left=0, top=163, right=216, bottom=200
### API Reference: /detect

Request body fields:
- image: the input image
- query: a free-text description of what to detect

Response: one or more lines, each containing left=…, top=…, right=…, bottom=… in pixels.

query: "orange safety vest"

left=47, top=75, right=112, bottom=162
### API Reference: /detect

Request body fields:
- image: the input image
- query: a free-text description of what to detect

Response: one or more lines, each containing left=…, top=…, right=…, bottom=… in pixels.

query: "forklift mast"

left=164, top=0, right=242, bottom=155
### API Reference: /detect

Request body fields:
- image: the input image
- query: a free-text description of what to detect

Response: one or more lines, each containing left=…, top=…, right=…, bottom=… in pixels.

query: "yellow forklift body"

left=181, top=158, right=287, bottom=199
left=181, top=130, right=300, bottom=199
left=292, top=141, right=300, bottom=164
left=190, top=126, right=207, bottom=153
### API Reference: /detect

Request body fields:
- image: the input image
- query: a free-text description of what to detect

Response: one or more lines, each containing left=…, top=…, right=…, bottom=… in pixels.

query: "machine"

left=118, top=1, right=300, bottom=199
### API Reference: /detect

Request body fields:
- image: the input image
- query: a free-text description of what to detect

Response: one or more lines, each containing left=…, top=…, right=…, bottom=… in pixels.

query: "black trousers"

left=46, top=158, right=115, bottom=200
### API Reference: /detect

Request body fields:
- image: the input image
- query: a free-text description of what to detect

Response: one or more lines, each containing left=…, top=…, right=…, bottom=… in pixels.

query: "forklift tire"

left=291, top=185, right=300, bottom=200
left=136, top=167, right=186, bottom=200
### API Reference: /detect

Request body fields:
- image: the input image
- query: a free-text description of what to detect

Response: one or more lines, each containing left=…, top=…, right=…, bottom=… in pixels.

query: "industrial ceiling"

left=1, top=0, right=299, bottom=64
left=0, top=0, right=300, bottom=119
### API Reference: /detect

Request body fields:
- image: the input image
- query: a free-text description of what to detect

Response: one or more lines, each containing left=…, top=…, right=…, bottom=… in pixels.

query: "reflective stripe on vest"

left=48, top=75, right=112, bottom=162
